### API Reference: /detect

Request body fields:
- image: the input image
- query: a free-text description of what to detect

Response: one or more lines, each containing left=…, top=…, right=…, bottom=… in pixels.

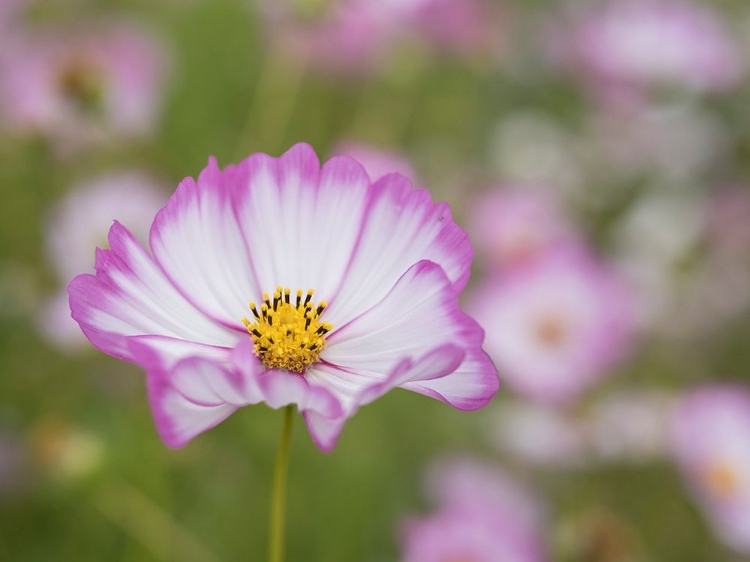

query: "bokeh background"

left=2, top=0, right=750, bottom=560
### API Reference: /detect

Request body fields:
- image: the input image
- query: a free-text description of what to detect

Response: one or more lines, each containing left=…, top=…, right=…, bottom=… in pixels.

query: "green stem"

left=269, top=405, right=295, bottom=562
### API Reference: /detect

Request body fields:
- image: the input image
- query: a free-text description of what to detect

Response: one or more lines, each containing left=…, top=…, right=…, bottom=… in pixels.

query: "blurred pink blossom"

left=40, top=171, right=167, bottom=350
left=332, top=141, right=419, bottom=183
left=468, top=249, right=635, bottom=404
left=408, top=0, right=500, bottom=56
left=468, top=187, right=582, bottom=271
left=0, top=22, right=169, bottom=151
left=401, top=458, right=547, bottom=562
left=257, top=0, right=500, bottom=75
left=426, top=457, right=546, bottom=530
left=550, top=0, right=743, bottom=106
left=671, top=385, right=750, bottom=553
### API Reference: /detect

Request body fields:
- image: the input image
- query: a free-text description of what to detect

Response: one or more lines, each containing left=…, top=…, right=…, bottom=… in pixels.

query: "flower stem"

left=269, top=405, right=295, bottom=562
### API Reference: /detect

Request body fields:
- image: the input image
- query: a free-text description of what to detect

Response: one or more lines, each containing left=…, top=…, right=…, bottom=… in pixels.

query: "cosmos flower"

left=40, top=172, right=167, bottom=350
left=467, top=187, right=581, bottom=271
left=671, top=385, right=750, bottom=553
left=68, top=143, right=498, bottom=451
left=550, top=0, right=743, bottom=106
left=467, top=248, right=634, bottom=404
left=0, top=22, right=168, bottom=151
left=401, top=458, right=547, bottom=562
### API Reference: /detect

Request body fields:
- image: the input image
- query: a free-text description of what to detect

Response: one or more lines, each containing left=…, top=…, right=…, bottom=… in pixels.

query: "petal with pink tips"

left=150, top=158, right=260, bottom=330
left=357, top=345, right=466, bottom=406
left=231, top=143, right=371, bottom=301
left=319, top=260, right=498, bottom=411
left=68, top=221, right=236, bottom=362
left=324, top=173, right=473, bottom=328
left=146, top=356, right=255, bottom=449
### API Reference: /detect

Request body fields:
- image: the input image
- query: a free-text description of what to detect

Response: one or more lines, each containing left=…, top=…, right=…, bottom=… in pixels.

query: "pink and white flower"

left=467, top=249, right=634, bottom=404
left=468, top=187, right=581, bottom=271
left=0, top=22, right=168, bottom=150
left=550, top=0, right=743, bottom=105
left=40, top=171, right=167, bottom=350
left=671, top=385, right=750, bottom=553
left=68, top=143, right=498, bottom=451
left=401, top=458, right=547, bottom=562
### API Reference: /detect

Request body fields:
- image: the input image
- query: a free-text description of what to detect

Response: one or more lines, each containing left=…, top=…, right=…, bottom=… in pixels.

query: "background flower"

left=671, top=386, right=750, bottom=553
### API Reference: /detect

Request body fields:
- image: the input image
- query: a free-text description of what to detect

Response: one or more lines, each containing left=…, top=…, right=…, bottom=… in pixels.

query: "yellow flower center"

left=242, top=287, right=333, bottom=373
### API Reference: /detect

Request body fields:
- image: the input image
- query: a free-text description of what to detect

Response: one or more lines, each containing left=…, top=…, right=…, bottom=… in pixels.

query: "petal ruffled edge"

left=324, top=260, right=499, bottom=412
left=68, top=220, right=236, bottom=364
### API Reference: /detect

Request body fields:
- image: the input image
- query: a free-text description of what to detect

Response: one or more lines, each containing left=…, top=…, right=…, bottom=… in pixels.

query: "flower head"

left=68, top=143, right=498, bottom=451
left=467, top=249, right=634, bottom=404
left=0, top=22, right=168, bottom=150
left=551, top=0, right=743, bottom=105
left=401, top=458, right=547, bottom=562
left=671, top=385, right=750, bottom=553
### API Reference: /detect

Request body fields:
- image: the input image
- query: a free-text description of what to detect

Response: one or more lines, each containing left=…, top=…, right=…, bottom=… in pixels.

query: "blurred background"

left=2, top=0, right=750, bottom=560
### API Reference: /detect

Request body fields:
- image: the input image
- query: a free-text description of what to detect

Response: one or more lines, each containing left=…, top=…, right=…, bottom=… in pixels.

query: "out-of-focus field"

left=2, top=1, right=750, bottom=561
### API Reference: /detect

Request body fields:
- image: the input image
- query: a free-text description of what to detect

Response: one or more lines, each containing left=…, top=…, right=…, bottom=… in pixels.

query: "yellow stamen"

left=243, top=287, right=332, bottom=372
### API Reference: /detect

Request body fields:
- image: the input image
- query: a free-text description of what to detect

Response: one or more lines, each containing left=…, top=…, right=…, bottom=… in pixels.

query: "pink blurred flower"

left=258, top=0, right=412, bottom=75
left=671, top=385, right=750, bottom=553
left=0, top=22, right=169, bottom=150
left=468, top=187, right=581, bottom=271
left=468, top=249, right=634, bottom=404
left=257, top=0, right=500, bottom=75
left=426, top=457, right=546, bottom=530
left=40, top=172, right=167, bottom=351
left=401, top=458, right=547, bottom=562
left=332, top=141, right=419, bottom=183
left=551, top=0, right=743, bottom=105
left=408, top=0, right=500, bottom=56
left=68, top=144, right=498, bottom=451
